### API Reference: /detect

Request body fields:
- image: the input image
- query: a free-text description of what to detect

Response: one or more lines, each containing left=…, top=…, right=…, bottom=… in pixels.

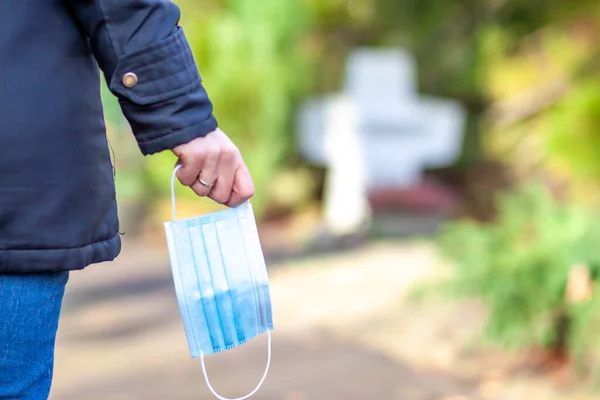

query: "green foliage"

left=569, top=291, right=600, bottom=376
left=546, top=81, right=600, bottom=182
left=100, top=0, right=600, bottom=226
left=438, top=183, right=600, bottom=359
left=480, top=3, right=600, bottom=197
left=103, top=0, right=316, bottom=219
left=141, top=0, right=315, bottom=214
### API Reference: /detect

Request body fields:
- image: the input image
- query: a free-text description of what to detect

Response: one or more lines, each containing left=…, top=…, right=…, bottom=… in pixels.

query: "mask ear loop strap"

left=200, top=331, right=272, bottom=400
left=172, top=165, right=183, bottom=221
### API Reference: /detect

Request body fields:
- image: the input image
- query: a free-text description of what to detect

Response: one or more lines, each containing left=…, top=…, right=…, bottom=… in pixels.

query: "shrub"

left=438, top=183, right=600, bottom=372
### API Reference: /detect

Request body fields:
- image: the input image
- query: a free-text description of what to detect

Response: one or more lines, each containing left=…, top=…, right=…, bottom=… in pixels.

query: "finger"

left=208, top=148, right=239, bottom=204
left=226, top=164, right=255, bottom=207
left=175, top=145, right=206, bottom=186
left=175, top=136, right=220, bottom=186
left=196, top=145, right=220, bottom=195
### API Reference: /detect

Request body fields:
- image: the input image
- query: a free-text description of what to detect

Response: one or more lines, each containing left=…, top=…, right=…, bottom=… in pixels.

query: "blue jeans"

left=0, top=272, right=68, bottom=400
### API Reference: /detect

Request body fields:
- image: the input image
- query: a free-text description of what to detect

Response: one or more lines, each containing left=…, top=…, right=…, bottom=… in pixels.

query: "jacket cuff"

left=109, top=26, right=218, bottom=154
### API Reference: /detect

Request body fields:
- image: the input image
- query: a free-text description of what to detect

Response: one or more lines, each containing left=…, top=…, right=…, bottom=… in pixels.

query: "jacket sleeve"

left=65, top=0, right=218, bottom=155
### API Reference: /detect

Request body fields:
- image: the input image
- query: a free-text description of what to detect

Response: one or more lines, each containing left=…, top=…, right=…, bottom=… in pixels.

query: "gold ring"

left=199, top=178, right=214, bottom=189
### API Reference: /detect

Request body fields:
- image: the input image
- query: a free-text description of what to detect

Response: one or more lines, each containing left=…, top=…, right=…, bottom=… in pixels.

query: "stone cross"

left=298, top=48, right=466, bottom=236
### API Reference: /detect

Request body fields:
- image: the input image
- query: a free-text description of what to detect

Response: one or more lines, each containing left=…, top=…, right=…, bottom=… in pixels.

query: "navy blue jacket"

left=0, top=0, right=217, bottom=273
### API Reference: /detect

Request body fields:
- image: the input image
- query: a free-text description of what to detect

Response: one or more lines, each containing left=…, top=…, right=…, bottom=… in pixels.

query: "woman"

left=0, top=1, right=254, bottom=398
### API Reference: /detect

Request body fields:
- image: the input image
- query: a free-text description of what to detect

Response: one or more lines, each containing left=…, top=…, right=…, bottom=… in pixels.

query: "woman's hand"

left=172, top=128, right=254, bottom=207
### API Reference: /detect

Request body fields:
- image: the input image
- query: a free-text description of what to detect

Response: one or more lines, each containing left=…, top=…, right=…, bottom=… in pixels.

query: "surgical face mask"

left=164, top=166, right=274, bottom=400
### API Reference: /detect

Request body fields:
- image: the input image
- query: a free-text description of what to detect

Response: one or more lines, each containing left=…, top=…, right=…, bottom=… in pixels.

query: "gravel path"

left=51, top=239, right=479, bottom=400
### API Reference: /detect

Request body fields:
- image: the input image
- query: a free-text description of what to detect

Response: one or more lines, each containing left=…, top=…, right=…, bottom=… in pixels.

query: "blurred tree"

left=435, top=0, right=600, bottom=380
left=103, top=0, right=600, bottom=226
left=104, top=0, right=316, bottom=225
left=365, top=0, right=600, bottom=213
left=145, top=0, right=314, bottom=217
left=481, top=1, right=600, bottom=205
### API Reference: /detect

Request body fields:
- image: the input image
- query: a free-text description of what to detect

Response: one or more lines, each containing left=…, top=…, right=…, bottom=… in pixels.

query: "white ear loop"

left=200, top=331, right=272, bottom=400
left=171, top=165, right=183, bottom=221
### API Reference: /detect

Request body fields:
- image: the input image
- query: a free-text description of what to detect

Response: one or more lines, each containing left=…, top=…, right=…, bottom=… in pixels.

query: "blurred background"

left=51, top=0, right=600, bottom=399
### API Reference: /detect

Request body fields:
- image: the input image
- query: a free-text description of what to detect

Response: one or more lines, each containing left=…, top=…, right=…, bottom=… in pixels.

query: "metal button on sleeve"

left=122, top=72, right=139, bottom=88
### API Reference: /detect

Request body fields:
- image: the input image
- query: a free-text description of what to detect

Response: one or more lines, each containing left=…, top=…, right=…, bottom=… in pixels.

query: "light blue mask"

left=164, top=166, right=274, bottom=400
